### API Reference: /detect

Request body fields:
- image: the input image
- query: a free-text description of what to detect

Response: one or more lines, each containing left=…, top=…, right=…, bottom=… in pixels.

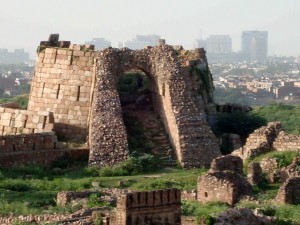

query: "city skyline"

left=0, top=0, right=300, bottom=58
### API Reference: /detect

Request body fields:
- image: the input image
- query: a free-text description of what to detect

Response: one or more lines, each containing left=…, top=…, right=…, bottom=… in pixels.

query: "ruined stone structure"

left=214, top=208, right=275, bottom=225
left=0, top=34, right=221, bottom=168
left=276, top=177, right=300, bottom=204
left=112, top=189, right=181, bottom=225
left=247, top=162, right=263, bottom=185
left=28, top=44, right=95, bottom=140
left=278, top=156, right=300, bottom=183
left=209, top=155, right=243, bottom=174
left=0, top=107, right=54, bottom=135
left=259, top=157, right=279, bottom=183
left=232, top=122, right=300, bottom=161
left=232, top=122, right=283, bottom=160
left=197, top=171, right=252, bottom=206
left=197, top=155, right=252, bottom=206
left=273, top=131, right=300, bottom=152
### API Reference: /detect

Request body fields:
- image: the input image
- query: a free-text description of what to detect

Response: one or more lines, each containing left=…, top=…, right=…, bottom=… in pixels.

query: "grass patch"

left=244, top=150, right=299, bottom=174
left=0, top=165, right=205, bottom=216
left=182, top=201, right=229, bottom=225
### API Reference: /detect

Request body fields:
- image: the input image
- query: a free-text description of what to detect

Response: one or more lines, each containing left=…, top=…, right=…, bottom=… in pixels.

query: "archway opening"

left=117, top=69, right=173, bottom=162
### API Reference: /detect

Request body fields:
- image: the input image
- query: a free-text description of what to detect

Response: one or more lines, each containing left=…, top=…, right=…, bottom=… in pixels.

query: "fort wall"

left=0, top=135, right=88, bottom=168
left=0, top=107, right=54, bottom=135
left=15, top=35, right=221, bottom=168
left=89, top=46, right=220, bottom=168
left=27, top=44, right=95, bottom=140
left=113, top=189, right=181, bottom=225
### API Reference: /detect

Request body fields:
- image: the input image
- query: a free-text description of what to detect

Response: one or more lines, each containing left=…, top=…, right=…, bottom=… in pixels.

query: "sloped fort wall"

left=26, top=36, right=220, bottom=168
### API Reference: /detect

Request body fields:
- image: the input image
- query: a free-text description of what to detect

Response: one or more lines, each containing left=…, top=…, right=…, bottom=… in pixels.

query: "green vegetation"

left=117, top=73, right=148, bottom=94
left=215, top=111, right=267, bottom=142
left=244, top=151, right=299, bottom=173
left=0, top=163, right=206, bottom=216
left=0, top=94, right=29, bottom=109
left=182, top=201, right=229, bottom=224
left=190, top=65, right=213, bottom=96
left=253, top=103, right=300, bottom=134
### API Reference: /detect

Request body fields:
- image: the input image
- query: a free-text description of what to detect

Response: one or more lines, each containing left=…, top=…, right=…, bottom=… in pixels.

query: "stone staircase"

left=122, top=103, right=175, bottom=163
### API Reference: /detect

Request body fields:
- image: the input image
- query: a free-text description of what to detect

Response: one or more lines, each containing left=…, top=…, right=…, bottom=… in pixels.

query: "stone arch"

left=88, top=45, right=220, bottom=168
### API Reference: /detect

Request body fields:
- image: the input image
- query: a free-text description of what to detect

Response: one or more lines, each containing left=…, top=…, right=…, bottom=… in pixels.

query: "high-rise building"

left=241, top=31, right=268, bottom=62
left=84, top=38, right=111, bottom=50
left=194, top=35, right=232, bottom=53
left=0, top=48, right=29, bottom=63
left=120, top=35, right=161, bottom=49
left=206, top=35, right=232, bottom=53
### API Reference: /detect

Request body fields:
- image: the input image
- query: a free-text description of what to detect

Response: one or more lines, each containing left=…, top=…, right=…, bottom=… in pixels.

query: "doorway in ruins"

left=117, top=69, right=173, bottom=161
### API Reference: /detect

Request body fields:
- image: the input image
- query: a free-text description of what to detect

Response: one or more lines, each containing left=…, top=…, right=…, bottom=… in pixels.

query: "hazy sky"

left=1, top=0, right=300, bottom=58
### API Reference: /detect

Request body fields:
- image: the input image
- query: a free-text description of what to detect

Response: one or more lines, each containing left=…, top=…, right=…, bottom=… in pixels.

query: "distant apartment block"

left=0, top=48, right=29, bottom=63
left=120, top=34, right=161, bottom=50
left=84, top=38, right=111, bottom=50
left=194, top=35, right=232, bottom=53
left=241, top=31, right=268, bottom=62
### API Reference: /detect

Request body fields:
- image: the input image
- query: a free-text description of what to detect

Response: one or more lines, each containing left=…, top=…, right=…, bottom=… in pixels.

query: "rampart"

left=0, top=107, right=54, bottom=135
left=28, top=43, right=95, bottom=140
left=89, top=46, right=220, bottom=167
left=113, top=189, right=181, bottom=225
left=232, top=122, right=300, bottom=160
left=0, top=35, right=220, bottom=167
left=25, top=35, right=221, bottom=168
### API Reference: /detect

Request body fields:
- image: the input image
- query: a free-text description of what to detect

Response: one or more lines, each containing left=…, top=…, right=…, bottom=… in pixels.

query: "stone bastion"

left=1, top=34, right=221, bottom=168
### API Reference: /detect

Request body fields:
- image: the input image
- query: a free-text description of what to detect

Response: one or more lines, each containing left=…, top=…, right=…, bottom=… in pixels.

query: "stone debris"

left=214, top=208, right=276, bottom=225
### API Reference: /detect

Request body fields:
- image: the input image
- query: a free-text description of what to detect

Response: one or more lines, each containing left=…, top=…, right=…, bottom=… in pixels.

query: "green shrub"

left=215, top=111, right=266, bottom=144
left=0, top=180, right=33, bottom=192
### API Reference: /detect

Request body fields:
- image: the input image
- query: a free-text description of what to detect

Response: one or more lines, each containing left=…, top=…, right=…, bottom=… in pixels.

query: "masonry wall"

left=197, top=171, right=252, bottom=206
left=276, top=177, right=300, bottom=204
left=27, top=44, right=96, bottom=140
left=0, top=132, right=56, bottom=153
left=232, top=122, right=300, bottom=160
left=232, top=122, right=283, bottom=159
left=0, top=137, right=88, bottom=168
left=209, top=155, right=243, bottom=174
left=113, top=189, right=181, bottom=225
left=273, top=132, right=300, bottom=151
left=0, top=107, right=54, bottom=135
left=89, top=46, right=220, bottom=168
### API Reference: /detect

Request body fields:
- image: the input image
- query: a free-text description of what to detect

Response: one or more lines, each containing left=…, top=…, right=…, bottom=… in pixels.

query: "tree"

left=215, top=111, right=267, bottom=142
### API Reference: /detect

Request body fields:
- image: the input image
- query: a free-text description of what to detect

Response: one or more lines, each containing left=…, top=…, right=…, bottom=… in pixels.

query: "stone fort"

left=0, top=34, right=221, bottom=168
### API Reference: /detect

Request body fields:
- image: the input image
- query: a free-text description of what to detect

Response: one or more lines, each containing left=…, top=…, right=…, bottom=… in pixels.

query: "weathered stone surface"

left=214, top=208, right=275, bottom=225
left=276, top=176, right=300, bottom=204
left=26, top=35, right=221, bottom=168
left=273, top=131, right=300, bottom=151
left=260, top=157, right=279, bottom=183
left=232, top=122, right=283, bottom=159
left=247, top=162, right=263, bottom=185
left=197, top=171, right=252, bottom=206
left=112, top=189, right=181, bottom=225
left=89, top=46, right=220, bottom=168
left=209, top=155, right=243, bottom=174
left=181, top=190, right=197, bottom=201
left=278, top=156, right=300, bottom=183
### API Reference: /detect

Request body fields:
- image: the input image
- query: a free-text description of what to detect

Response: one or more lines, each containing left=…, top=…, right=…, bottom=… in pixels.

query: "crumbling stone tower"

left=28, top=34, right=220, bottom=168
